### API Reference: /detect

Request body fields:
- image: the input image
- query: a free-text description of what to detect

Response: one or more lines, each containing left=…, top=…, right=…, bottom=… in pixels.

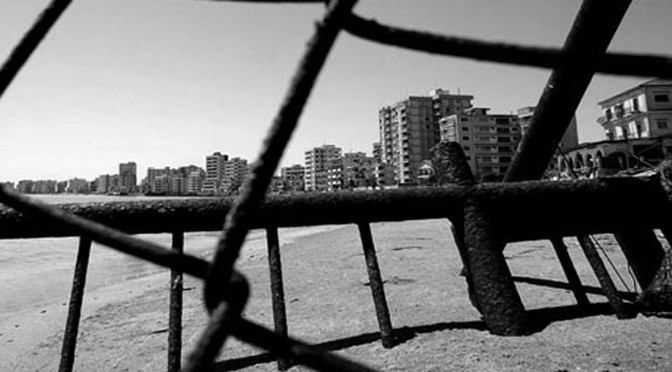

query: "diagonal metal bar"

left=204, top=0, right=359, bottom=311
left=0, top=0, right=73, bottom=99
left=505, top=0, right=633, bottom=182
left=343, top=13, right=672, bottom=79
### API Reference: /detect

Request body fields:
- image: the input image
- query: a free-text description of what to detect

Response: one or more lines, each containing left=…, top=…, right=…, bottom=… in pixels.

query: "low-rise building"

left=280, top=164, right=305, bottom=192
left=598, top=79, right=672, bottom=140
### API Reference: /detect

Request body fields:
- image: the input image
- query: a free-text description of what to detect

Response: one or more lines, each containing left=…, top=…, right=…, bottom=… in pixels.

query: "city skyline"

left=1, top=1, right=671, bottom=182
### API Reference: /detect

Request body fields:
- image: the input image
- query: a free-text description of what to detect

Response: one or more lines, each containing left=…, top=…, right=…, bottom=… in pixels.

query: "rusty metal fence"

left=2, top=0, right=672, bottom=371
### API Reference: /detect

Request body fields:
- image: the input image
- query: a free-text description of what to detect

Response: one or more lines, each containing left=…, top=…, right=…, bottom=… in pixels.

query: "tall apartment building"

left=221, top=157, right=248, bottom=193
left=372, top=142, right=382, bottom=163
left=597, top=79, right=672, bottom=140
left=187, top=169, right=205, bottom=194
left=439, top=107, right=521, bottom=180
left=304, top=145, right=342, bottom=192
left=203, top=152, right=229, bottom=195
left=379, top=89, right=474, bottom=184
left=280, top=164, right=305, bottom=192
left=119, top=162, right=137, bottom=193
left=145, top=167, right=171, bottom=193
left=516, top=106, right=579, bottom=151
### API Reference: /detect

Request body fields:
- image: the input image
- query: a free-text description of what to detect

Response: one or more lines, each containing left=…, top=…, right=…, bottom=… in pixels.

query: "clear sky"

left=1, top=0, right=671, bottom=183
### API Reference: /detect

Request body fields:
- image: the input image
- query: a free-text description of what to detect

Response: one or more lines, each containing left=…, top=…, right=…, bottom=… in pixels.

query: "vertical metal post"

left=431, top=141, right=482, bottom=313
left=357, top=222, right=395, bottom=348
left=576, top=235, right=632, bottom=319
left=266, top=227, right=290, bottom=371
left=463, top=200, right=529, bottom=336
left=59, top=236, right=92, bottom=372
left=549, top=237, right=590, bottom=307
left=168, top=231, right=184, bottom=372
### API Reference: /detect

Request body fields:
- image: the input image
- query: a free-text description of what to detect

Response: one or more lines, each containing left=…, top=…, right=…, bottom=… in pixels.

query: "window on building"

left=461, top=127, right=469, bottom=131
left=654, top=94, right=670, bottom=102
left=461, top=117, right=469, bottom=122
left=462, top=136, right=470, bottom=141
left=657, top=120, right=669, bottom=130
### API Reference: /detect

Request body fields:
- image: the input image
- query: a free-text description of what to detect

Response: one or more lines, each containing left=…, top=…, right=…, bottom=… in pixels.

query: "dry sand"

left=3, top=219, right=672, bottom=371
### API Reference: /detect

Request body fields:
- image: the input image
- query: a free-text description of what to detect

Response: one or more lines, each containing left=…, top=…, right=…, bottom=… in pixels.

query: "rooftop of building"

left=598, top=79, right=672, bottom=106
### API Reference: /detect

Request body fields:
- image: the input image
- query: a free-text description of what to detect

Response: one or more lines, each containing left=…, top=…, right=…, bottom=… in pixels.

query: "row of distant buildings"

left=5, top=80, right=670, bottom=195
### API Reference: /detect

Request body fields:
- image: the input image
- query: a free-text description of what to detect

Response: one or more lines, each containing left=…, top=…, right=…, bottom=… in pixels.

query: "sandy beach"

left=2, top=219, right=672, bottom=371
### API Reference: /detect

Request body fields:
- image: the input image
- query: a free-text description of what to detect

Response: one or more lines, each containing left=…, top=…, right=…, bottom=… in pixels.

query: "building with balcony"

left=187, top=169, right=205, bottom=195
left=203, top=152, right=229, bottom=195
left=221, top=157, right=248, bottom=194
left=379, top=89, right=474, bottom=184
left=597, top=79, right=672, bottom=141
left=304, top=145, right=342, bottom=192
left=439, top=107, right=521, bottom=180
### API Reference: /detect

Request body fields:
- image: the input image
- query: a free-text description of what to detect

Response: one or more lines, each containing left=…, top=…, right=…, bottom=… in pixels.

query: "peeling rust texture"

left=463, top=198, right=529, bottom=336
left=0, top=177, right=667, bottom=241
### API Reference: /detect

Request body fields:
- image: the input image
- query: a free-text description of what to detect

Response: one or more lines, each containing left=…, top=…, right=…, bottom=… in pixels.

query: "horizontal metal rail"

left=1, top=177, right=668, bottom=241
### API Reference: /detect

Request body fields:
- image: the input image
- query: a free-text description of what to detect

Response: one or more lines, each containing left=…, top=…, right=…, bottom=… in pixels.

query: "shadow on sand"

left=213, top=299, right=622, bottom=371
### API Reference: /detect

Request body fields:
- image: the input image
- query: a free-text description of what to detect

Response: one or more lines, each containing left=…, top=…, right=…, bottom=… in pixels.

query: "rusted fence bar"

left=1, top=178, right=669, bottom=241
left=463, top=199, right=529, bottom=335
left=0, top=0, right=73, bottom=99
left=357, top=222, right=395, bottom=348
left=342, top=13, right=672, bottom=79
left=168, top=231, right=185, bottom=372
left=505, top=0, right=632, bottom=182
left=58, top=236, right=92, bottom=372
left=549, top=237, right=590, bottom=307
left=266, top=227, right=291, bottom=371
left=576, top=235, right=633, bottom=319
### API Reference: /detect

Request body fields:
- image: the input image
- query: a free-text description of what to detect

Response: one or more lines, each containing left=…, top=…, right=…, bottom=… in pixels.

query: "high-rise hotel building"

left=379, top=89, right=474, bottom=184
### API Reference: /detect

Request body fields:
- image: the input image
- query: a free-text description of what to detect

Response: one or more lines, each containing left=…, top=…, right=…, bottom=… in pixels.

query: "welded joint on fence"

left=463, top=198, right=530, bottom=336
